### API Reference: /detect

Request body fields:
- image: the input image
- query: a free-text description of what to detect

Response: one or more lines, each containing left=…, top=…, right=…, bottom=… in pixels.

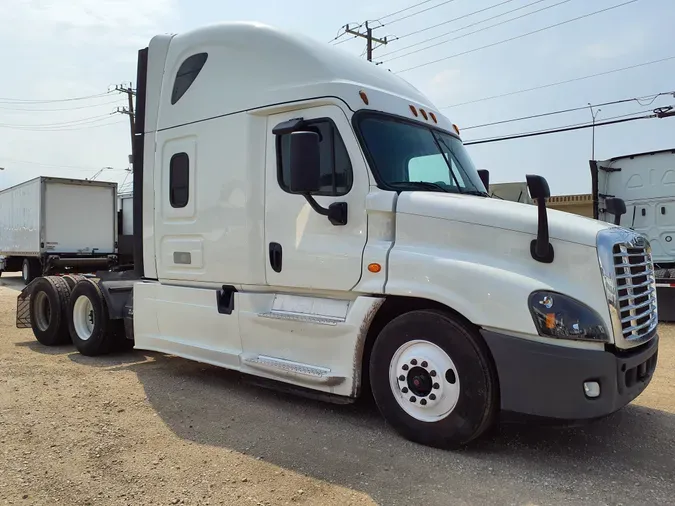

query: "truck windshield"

left=356, top=114, right=488, bottom=196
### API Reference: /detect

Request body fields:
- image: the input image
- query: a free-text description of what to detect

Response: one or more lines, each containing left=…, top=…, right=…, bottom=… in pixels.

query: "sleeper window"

left=171, top=53, right=208, bottom=105
left=277, top=120, right=352, bottom=196
left=169, top=152, right=189, bottom=208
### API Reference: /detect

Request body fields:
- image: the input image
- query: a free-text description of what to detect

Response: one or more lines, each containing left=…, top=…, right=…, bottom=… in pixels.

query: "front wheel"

left=369, top=309, right=498, bottom=449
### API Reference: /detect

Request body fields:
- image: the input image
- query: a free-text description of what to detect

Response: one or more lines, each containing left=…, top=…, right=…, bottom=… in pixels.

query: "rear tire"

left=62, top=274, right=87, bottom=290
left=369, top=309, right=498, bottom=449
left=29, top=276, right=72, bottom=346
left=22, top=258, right=39, bottom=285
left=68, top=279, right=122, bottom=356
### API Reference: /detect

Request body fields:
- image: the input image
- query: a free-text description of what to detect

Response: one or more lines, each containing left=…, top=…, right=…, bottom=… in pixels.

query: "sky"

left=1, top=0, right=674, bottom=195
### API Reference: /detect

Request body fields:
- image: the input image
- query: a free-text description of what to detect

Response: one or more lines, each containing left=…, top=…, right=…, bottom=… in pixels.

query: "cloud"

left=0, top=0, right=178, bottom=48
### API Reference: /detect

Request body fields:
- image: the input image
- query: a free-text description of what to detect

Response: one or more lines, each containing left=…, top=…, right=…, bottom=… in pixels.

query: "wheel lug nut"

left=433, top=383, right=440, bottom=389
left=429, top=394, right=436, bottom=400
left=402, top=364, right=409, bottom=371
left=402, top=387, right=409, bottom=393
left=398, top=375, right=405, bottom=381
left=430, top=370, right=437, bottom=377
left=410, top=359, right=417, bottom=366
left=421, top=361, right=428, bottom=368
left=420, top=399, right=427, bottom=406
left=410, top=396, right=416, bottom=403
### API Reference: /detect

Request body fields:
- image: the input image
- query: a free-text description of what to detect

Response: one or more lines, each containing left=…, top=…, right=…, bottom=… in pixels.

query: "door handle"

left=269, top=242, right=283, bottom=273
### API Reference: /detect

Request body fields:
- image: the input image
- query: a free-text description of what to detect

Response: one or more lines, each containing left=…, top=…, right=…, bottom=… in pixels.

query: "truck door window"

left=277, top=119, right=353, bottom=196
left=169, top=153, right=189, bottom=208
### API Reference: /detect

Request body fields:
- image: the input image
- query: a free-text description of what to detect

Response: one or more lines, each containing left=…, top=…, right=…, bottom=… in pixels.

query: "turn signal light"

left=368, top=263, right=382, bottom=273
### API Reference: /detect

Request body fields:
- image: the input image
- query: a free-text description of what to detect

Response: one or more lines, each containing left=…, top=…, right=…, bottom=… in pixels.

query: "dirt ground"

left=1, top=273, right=674, bottom=506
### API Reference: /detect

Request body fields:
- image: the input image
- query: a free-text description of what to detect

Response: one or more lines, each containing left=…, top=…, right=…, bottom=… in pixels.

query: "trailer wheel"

left=29, top=276, right=72, bottom=346
left=369, top=309, right=498, bottom=449
left=68, top=279, right=122, bottom=356
left=22, top=259, right=35, bottom=285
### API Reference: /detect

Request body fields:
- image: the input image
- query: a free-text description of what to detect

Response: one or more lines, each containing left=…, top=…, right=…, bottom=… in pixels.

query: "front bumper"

left=482, top=330, right=658, bottom=420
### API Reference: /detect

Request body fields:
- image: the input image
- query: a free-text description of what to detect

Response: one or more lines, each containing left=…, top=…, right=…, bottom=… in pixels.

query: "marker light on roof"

left=409, top=105, right=418, bottom=117
left=420, top=109, right=428, bottom=120
left=429, top=112, right=438, bottom=123
left=453, top=124, right=460, bottom=135
left=359, top=90, right=369, bottom=105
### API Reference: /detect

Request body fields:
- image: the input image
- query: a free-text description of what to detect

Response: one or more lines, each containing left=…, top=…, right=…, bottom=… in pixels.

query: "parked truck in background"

left=0, top=177, right=118, bottom=284
left=591, top=148, right=675, bottom=320
left=16, top=22, right=659, bottom=449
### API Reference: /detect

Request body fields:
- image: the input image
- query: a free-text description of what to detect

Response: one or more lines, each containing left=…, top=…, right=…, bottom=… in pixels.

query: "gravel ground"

left=1, top=273, right=674, bottom=506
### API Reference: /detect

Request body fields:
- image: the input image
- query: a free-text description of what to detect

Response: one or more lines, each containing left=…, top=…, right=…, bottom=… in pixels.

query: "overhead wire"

left=0, top=91, right=113, bottom=104
left=383, top=0, right=460, bottom=26
left=376, top=0, right=438, bottom=21
left=463, top=108, right=673, bottom=146
left=441, top=55, right=675, bottom=108
left=393, top=0, right=519, bottom=41
left=379, top=0, right=560, bottom=61
left=396, top=0, right=639, bottom=73
left=462, top=91, right=675, bottom=130
left=0, top=98, right=125, bottom=112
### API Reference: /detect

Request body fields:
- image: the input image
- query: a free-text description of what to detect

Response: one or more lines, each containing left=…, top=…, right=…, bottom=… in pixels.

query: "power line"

left=0, top=91, right=112, bottom=104
left=463, top=107, right=675, bottom=146
left=441, top=55, right=675, bottom=108
left=0, top=98, right=126, bottom=112
left=391, top=0, right=520, bottom=41
left=384, top=0, right=460, bottom=26
left=462, top=91, right=675, bottom=130
left=0, top=114, right=114, bottom=129
left=376, top=0, right=438, bottom=21
left=0, top=157, right=126, bottom=172
left=396, top=0, right=639, bottom=73
left=379, top=0, right=558, bottom=61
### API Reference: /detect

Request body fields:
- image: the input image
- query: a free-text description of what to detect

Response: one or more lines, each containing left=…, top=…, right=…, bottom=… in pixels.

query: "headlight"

left=528, top=290, right=610, bottom=342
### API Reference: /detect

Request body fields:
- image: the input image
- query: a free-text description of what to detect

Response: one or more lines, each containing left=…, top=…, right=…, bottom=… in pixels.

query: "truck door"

left=264, top=105, right=369, bottom=291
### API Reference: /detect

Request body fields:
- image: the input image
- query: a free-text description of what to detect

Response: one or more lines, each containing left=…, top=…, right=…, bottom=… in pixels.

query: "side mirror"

left=526, top=174, right=550, bottom=200
left=526, top=174, right=554, bottom=264
left=288, top=131, right=321, bottom=194
left=477, top=169, right=490, bottom=190
left=605, top=197, right=626, bottom=226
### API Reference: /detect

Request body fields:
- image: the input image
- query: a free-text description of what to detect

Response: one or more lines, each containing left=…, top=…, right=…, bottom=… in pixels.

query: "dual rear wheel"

left=28, top=276, right=130, bottom=355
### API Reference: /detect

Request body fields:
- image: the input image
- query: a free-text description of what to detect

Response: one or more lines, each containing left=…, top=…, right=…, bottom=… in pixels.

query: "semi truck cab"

left=17, top=22, right=659, bottom=448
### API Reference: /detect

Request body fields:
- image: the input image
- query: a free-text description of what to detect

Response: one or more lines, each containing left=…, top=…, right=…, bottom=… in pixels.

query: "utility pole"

left=113, top=83, right=136, bottom=165
left=588, top=103, right=601, bottom=160
left=344, top=21, right=388, bottom=62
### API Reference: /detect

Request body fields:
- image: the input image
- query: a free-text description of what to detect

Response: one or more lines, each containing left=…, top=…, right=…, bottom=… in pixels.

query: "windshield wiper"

left=462, top=189, right=490, bottom=197
left=388, top=181, right=451, bottom=193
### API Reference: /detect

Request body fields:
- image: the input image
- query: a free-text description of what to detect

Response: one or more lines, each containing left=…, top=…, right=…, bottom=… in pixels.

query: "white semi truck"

left=16, top=22, right=659, bottom=448
left=591, top=149, right=675, bottom=321
left=0, top=177, right=118, bottom=284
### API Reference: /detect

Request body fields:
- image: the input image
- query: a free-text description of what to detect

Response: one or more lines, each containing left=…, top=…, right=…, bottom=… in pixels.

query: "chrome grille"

left=597, top=228, right=658, bottom=349
left=614, top=243, right=657, bottom=342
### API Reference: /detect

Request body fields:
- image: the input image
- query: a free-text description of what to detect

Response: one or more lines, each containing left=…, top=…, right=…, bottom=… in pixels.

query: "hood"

left=396, top=192, right=613, bottom=247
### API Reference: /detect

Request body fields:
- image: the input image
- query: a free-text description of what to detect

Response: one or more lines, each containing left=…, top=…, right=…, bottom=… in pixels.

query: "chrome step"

left=258, top=310, right=343, bottom=326
left=242, top=355, right=345, bottom=386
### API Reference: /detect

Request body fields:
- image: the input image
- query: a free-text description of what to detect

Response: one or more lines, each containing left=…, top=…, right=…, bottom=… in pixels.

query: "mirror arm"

left=531, top=197, right=554, bottom=263
left=303, top=193, right=329, bottom=216
left=302, top=194, right=348, bottom=226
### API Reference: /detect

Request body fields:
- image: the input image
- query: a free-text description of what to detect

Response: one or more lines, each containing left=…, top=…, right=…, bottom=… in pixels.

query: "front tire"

left=369, top=309, right=498, bottom=449
left=68, top=279, right=122, bottom=356
left=29, top=276, right=72, bottom=346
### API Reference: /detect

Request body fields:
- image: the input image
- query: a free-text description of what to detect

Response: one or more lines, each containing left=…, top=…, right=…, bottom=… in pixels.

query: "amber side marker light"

left=453, top=124, right=461, bottom=135
left=409, top=105, right=418, bottom=117
left=429, top=112, right=438, bottom=123
left=368, top=263, right=382, bottom=273
left=359, top=90, right=369, bottom=105
left=420, top=109, right=428, bottom=120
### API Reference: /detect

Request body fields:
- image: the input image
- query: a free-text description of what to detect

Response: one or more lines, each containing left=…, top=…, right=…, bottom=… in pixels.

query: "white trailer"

left=17, top=22, right=659, bottom=449
left=591, top=148, right=675, bottom=320
left=0, top=177, right=118, bottom=283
